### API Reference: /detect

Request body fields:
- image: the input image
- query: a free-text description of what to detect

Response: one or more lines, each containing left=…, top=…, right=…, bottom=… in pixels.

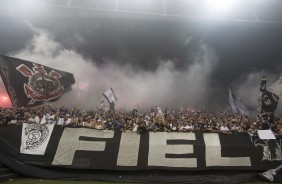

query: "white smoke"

left=236, top=71, right=282, bottom=115
left=1, top=26, right=218, bottom=110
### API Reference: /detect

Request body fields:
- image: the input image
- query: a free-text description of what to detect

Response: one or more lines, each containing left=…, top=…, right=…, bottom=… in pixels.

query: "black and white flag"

left=0, top=55, right=75, bottom=107
left=271, top=75, right=282, bottom=99
left=228, top=86, right=254, bottom=117
left=20, top=123, right=54, bottom=155
left=258, top=76, right=279, bottom=114
left=103, top=88, right=117, bottom=104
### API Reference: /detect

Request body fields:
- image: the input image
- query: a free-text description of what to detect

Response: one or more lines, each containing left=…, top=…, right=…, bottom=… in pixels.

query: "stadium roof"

left=1, top=0, right=282, bottom=25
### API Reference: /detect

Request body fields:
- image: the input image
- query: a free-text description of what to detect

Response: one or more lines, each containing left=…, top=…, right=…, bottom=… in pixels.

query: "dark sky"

left=1, top=1, right=282, bottom=108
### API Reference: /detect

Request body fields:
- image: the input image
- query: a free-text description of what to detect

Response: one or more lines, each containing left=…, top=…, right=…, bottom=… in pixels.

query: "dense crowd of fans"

left=0, top=105, right=282, bottom=135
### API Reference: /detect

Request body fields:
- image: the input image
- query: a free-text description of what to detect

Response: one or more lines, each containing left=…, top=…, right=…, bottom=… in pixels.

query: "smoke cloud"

left=236, top=71, right=282, bottom=115
left=0, top=25, right=220, bottom=110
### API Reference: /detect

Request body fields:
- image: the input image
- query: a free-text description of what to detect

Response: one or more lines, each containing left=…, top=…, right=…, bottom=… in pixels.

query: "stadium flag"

left=20, top=123, right=54, bottom=155
left=103, top=88, right=117, bottom=104
left=261, top=90, right=279, bottom=113
left=0, top=55, right=75, bottom=107
left=271, top=75, right=282, bottom=99
left=156, top=106, right=163, bottom=115
left=228, top=86, right=254, bottom=117
left=228, top=86, right=238, bottom=114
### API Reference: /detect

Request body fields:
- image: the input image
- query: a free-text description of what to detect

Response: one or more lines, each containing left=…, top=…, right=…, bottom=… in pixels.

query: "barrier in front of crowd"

left=0, top=124, right=281, bottom=171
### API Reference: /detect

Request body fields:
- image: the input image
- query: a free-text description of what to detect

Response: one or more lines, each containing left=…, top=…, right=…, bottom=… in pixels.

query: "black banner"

left=0, top=55, right=75, bottom=107
left=0, top=125, right=281, bottom=171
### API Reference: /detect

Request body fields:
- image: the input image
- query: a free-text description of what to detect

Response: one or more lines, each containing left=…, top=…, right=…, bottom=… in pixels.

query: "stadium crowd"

left=0, top=105, right=282, bottom=135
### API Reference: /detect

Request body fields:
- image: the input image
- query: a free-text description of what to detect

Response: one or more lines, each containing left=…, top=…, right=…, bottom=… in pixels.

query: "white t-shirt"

left=184, top=125, right=194, bottom=130
left=47, top=114, right=56, bottom=124
left=65, top=118, right=72, bottom=125
left=40, top=115, right=47, bottom=124
left=28, top=116, right=40, bottom=124
left=57, top=118, right=64, bottom=125
left=132, top=123, right=138, bottom=132
left=220, top=126, right=230, bottom=131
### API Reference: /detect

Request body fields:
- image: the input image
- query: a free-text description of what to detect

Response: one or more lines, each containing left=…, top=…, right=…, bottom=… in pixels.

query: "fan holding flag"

left=259, top=76, right=280, bottom=129
left=102, top=88, right=117, bottom=112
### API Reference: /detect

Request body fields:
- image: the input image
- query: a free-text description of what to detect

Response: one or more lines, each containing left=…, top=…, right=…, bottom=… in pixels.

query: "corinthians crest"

left=24, top=124, right=49, bottom=150
left=16, top=63, right=64, bottom=105
left=254, top=139, right=282, bottom=161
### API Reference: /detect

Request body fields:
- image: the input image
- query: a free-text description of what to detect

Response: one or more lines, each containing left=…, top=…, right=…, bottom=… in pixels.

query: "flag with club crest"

left=0, top=55, right=75, bottom=107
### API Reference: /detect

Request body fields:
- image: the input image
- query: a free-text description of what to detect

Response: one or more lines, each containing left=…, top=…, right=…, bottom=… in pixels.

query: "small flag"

left=156, top=106, right=163, bottom=115
left=103, top=88, right=117, bottom=104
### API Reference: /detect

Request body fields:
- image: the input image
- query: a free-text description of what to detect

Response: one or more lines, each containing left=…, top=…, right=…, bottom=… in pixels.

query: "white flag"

left=271, top=75, right=282, bottom=99
left=228, top=87, right=238, bottom=114
left=103, top=88, right=117, bottom=104
left=156, top=106, right=163, bottom=115
left=20, top=123, right=54, bottom=155
left=228, top=86, right=254, bottom=117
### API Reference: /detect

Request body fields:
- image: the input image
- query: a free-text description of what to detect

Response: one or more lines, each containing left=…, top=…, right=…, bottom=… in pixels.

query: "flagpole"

left=260, top=76, right=267, bottom=115
left=43, top=76, right=49, bottom=115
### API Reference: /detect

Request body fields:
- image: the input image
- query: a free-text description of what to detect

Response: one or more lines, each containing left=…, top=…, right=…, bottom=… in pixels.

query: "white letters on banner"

left=117, top=132, right=140, bottom=166
left=52, top=128, right=114, bottom=165
left=204, top=133, right=251, bottom=166
left=148, top=132, right=197, bottom=168
left=51, top=128, right=252, bottom=167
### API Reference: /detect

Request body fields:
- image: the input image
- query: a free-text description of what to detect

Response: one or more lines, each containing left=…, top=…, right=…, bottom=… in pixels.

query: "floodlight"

left=206, top=0, right=236, bottom=14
